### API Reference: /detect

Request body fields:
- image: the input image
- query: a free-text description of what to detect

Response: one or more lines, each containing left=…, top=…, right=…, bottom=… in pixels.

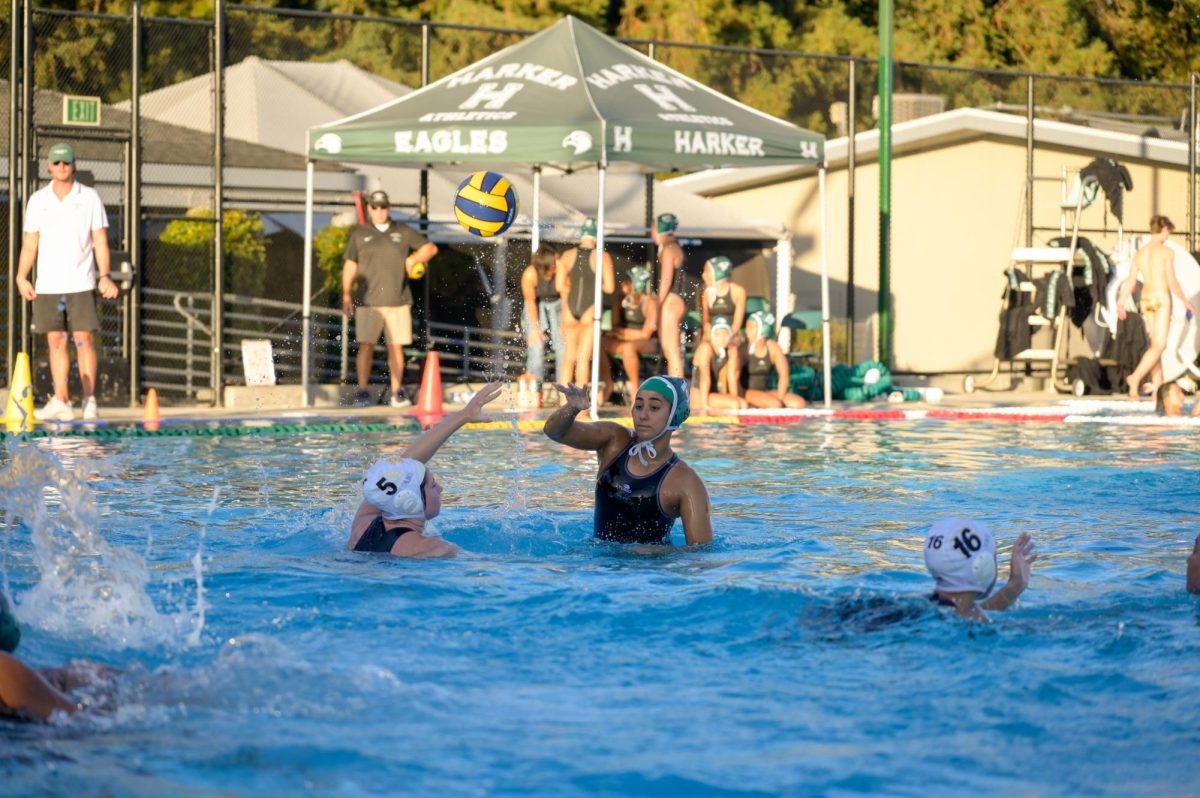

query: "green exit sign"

left=63, top=95, right=101, bottom=126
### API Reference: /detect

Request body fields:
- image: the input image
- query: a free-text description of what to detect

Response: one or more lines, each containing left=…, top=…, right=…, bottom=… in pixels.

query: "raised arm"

left=543, top=383, right=626, bottom=452
left=982, top=532, right=1036, bottom=611
left=401, top=381, right=502, bottom=462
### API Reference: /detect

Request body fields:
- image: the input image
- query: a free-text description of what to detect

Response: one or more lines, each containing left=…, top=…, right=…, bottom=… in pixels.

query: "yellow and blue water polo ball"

left=454, top=171, right=518, bottom=237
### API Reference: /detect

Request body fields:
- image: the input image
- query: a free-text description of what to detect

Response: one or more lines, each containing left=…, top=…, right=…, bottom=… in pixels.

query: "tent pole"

left=819, top=165, right=832, bottom=409
left=301, top=159, right=314, bottom=407
left=590, top=163, right=607, bottom=420
left=775, top=235, right=792, bottom=318
left=532, top=166, right=541, bottom=251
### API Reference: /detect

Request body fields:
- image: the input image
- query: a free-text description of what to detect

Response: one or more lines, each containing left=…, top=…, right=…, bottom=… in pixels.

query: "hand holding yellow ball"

left=406, top=255, right=425, bottom=279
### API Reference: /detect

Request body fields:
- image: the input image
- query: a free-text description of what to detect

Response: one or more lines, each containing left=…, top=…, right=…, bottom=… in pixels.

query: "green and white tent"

left=301, top=15, right=832, bottom=409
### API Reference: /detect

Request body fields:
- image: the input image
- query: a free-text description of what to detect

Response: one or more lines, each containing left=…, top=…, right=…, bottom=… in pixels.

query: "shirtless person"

left=1117, top=215, right=1196, bottom=398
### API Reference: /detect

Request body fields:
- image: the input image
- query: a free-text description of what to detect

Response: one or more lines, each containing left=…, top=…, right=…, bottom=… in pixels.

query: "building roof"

left=667, top=107, right=1192, bottom=196
left=120, top=56, right=412, bottom=156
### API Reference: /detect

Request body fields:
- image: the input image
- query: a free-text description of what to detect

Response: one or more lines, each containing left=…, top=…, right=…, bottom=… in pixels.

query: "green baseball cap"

left=47, top=142, right=76, bottom=164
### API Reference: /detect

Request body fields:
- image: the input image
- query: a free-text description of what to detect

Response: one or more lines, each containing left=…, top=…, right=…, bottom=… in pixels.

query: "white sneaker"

left=81, top=396, right=99, bottom=420
left=389, top=392, right=413, bottom=408
left=34, top=396, right=74, bottom=422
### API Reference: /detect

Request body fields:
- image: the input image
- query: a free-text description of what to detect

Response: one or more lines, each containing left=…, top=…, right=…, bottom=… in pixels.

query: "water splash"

left=0, top=437, right=204, bottom=650
left=186, top=486, right=218, bottom=647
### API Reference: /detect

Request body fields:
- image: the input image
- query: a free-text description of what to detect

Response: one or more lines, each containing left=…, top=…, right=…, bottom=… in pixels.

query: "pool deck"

left=4, top=381, right=1189, bottom=436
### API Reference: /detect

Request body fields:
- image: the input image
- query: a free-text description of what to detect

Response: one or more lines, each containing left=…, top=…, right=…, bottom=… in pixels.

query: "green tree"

left=159, top=208, right=268, bottom=297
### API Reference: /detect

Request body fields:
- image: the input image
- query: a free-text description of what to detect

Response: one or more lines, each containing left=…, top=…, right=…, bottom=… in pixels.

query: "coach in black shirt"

left=342, top=190, right=438, bottom=407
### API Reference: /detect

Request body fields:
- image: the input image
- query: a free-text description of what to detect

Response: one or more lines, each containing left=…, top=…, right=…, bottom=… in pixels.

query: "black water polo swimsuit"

left=707, top=288, right=736, bottom=320
left=353, top=516, right=419, bottom=553
left=594, top=434, right=679, bottom=544
left=745, top=346, right=774, bottom=391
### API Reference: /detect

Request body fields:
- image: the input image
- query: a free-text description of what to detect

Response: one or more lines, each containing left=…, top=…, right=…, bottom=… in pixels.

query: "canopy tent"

left=304, top=15, right=829, bottom=412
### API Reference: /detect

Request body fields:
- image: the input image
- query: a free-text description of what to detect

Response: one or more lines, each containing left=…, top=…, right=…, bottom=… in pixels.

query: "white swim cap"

left=924, top=519, right=997, bottom=597
left=363, top=458, right=426, bottom=520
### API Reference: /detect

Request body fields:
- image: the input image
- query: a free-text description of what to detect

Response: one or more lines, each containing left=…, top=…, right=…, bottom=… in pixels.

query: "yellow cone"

left=5, top=352, right=37, bottom=433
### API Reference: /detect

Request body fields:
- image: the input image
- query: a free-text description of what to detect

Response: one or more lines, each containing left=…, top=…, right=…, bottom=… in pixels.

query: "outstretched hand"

left=1007, top=532, right=1037, bottom=590
left=554, top=383, right=591, bottom=412
left=460, top=381, right=503, bottom=422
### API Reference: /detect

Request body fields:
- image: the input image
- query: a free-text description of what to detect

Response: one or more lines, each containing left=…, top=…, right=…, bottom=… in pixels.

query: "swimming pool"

left=1, top=417, right=1197, bottom=796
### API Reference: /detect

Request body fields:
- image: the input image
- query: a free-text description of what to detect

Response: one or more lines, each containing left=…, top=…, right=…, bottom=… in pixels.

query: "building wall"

left=699, top=135, right=1193, bottom=374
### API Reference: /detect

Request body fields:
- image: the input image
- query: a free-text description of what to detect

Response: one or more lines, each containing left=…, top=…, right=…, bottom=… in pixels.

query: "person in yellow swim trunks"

left=1117, top=215, right=1196, bottom=399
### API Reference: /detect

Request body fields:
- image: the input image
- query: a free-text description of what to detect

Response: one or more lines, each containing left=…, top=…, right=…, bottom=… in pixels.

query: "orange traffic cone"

left=143, top=387, right=161, bottom=431
left=417, top=351, right=444, bottom=415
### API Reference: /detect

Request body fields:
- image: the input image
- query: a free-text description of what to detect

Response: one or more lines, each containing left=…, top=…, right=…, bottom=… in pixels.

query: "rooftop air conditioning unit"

left=872, top=93, right=945, bottom=123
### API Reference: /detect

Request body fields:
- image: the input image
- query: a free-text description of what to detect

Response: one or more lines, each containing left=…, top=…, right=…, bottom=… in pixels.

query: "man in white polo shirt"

left=15, top=142, right=117, bottom=422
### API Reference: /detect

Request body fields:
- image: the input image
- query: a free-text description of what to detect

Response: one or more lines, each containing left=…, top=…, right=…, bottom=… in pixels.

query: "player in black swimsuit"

left=599, top=265, right=659, bottom=405
left=692, top=316, right=747, bottom=411
left=739, top=310, right=807, bottom=409
left=700, top=256, right=746, bottom=341
left=544, top=375, right=712, bottom=546
left=347, top=382, right=503, bottom=557
left=558, top=218, right=615, bottom=389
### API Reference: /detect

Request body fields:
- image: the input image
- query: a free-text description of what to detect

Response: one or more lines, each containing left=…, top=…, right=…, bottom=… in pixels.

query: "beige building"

left=669, top=107, right=1195, bottom=376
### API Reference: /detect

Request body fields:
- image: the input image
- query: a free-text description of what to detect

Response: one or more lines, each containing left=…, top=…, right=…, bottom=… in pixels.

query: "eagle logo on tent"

left=314, top=133, right=343, bottom=154
left=561, top=130, right=592, bottom=155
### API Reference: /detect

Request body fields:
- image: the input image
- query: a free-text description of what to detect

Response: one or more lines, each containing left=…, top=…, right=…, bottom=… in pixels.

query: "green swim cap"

left=0, top=592, right=20, bottom=653
left=748, top=310, right=775, bottom=341
left=628, top=265, right=652, bottom=293
left=656, top=213, right=678, bottom=234
left=638, top=375, right=690, bottom=430
left=579, top=217, right=597, bottom=239
left=706, top=256, right=732, bottom=282
left=710, top=315, right=733, bottom=337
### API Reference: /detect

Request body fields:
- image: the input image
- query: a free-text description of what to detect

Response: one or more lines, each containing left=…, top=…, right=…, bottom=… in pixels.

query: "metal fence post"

left=212, top=2, right=225, bottom=405
left=419, top=22, right=431, bottom=342
left=19, top=0, right=32, bottom=356
left=877, top=0, right=893, bottom=369
left=1025, top=74, right=1034, bottom=249
left=6, top=0, right=20, bottom=376
left=1190, top=73, right=1196, bottom=252
left=846, top=57, right=856, bottom=363
left=130, top=0, right=143, bottom=405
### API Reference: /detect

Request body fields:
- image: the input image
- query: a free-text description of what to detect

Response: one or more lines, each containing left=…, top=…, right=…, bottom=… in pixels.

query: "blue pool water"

left=1, top=418, right=1198, bottom=796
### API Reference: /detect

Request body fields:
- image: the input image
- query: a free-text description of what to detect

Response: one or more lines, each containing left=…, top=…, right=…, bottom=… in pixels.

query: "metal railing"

left=139, top=288, right=524, bottom=397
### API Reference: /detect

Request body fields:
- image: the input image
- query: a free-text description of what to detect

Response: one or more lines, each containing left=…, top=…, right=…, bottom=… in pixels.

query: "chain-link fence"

left=3, top=4, right=1196, bottom=396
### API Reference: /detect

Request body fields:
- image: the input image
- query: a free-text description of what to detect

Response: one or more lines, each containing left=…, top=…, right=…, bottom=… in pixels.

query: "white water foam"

left=0, top=438, right=206, bottom=650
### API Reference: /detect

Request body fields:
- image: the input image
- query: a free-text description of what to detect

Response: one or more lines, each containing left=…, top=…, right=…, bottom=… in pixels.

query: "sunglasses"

left=50, top=160, right=73, bottom=166
left=368, top=203, right=388, bottom=209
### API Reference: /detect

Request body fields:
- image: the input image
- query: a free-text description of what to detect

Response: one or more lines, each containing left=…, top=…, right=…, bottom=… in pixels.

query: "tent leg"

left=819, top=165, right=832, bottom=409
left=590, top=163, right=607, bottom=420
left=531, top=166, right=541, bottom=252
left=301, top=159, right=314, bottom=407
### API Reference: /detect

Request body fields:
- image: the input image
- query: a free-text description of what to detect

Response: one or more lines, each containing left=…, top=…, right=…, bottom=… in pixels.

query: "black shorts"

left=31, top=290, right=100, bottom=334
